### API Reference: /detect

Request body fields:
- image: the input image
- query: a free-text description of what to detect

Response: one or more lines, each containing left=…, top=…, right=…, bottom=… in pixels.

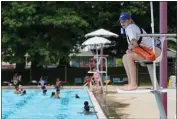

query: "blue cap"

left=119, top=13, right=132, bottom=22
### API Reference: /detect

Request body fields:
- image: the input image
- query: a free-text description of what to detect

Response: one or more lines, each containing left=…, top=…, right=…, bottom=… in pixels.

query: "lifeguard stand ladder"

left=88, top=45, right=108, bottom=95
left=117, top=34, right=177, bottom=119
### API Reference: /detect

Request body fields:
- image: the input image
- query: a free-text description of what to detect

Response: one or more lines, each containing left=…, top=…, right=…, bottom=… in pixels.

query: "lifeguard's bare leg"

left=120, top=54, right=131, bottom=89
left=122, top=52, right=144, bottom=90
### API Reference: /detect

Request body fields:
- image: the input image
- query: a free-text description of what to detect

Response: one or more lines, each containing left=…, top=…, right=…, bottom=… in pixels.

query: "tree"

left=2, top=1, right=176, bottom=68
left=2, top=1, right=89, bottom=68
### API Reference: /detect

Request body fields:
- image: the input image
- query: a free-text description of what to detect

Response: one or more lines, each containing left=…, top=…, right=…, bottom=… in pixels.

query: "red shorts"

left=87, top=77, right=91, bottom=84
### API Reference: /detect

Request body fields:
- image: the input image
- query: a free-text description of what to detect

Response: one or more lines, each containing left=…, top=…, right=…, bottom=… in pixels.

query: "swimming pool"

left=2, top=89, right=97, bottom=119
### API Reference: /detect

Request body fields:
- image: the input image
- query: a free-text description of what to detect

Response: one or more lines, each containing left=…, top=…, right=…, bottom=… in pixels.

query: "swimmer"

left=41, top=85, right=47, bottom=95
left=43, top=89, right=47, bottom=95
left=21, top=90, right=26, bottom=96
left=41, top=85, right=46, bottom=90
left=78, top=101, right=96, bottom=115
left=55, top=78, right=61, bottom=89
left=55, top=91, right=60, bottom=99
left=55, top=88, right=60, bottom=99
left=14, top=85, right=24, bottom=94
left=39, top=76, right=45, bottom=86
left=51, top=91, right=60, bottom=99
left=51, top=92, right=55, bottom=98
left=14, top=85, right=20, bottom=94
left=56, top=87, right=60, bottom=94
left=75, top=94, right=80, bottom=99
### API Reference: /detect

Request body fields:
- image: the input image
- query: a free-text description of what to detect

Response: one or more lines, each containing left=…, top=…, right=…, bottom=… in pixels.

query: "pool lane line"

left=2, top=90, right=41, bottom=119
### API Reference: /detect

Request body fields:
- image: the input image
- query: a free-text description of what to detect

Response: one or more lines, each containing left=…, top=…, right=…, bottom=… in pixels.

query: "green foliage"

left=2, top=1, right=176, bottom=67
left=116, top=58, right=123, bottom=67
left=2, top=1, right=89, bottom=65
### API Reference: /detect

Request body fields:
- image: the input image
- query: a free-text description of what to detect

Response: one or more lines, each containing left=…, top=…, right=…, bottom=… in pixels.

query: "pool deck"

left=98, top=85, right=176, bottom=119
left=2, top=85, right=176, bottom=119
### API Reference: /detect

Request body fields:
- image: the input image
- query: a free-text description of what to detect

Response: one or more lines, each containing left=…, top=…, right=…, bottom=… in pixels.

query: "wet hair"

left=21, top=90, right=26, bottom=96
left=84, top=101, right=89, bottom=106
left=43, top=89, right=47, bottom=94
left=75, top=94, right=80, bottom=98
left=23, top=90, right=26, bottom=94
left=84, top=105, right=90, bottom=112
left=41, top=86, right=46, bottom=90
left=51, top=92, right=55, bottom=97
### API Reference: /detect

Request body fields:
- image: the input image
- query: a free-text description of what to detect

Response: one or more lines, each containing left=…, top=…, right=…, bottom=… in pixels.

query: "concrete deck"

left=98, top=85, right=176, bottom=119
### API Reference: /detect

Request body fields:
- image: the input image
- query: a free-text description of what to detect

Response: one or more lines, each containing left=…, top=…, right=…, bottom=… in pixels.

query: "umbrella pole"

left=100, top=44, right=105, bottom=94
left=94, top=44, right=104, bottom=94
left=96, top=45, right=99, bottom=71
left=98, top=44, right=105, bottom=94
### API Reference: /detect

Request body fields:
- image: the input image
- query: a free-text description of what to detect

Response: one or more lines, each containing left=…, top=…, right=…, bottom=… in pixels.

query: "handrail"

left=138, top=34, right=176, bottom=37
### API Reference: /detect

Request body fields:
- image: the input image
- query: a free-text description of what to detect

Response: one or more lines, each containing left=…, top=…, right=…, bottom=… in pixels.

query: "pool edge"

left=87, top=89, right=107, bottom=119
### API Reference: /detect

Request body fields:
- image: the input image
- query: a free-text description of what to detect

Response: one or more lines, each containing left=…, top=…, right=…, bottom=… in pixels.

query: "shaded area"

left=1, top=63, right=175, bottom=86
left=95, top=91, right=130, bottom=119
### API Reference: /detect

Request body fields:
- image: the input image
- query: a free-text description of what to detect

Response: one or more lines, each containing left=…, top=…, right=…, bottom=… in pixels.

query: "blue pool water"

left=2, top=89, right=97, bottom=119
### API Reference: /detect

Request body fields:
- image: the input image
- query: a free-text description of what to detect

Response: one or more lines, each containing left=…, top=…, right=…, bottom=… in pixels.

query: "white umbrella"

left=84, top=29, right=118, bottom=95
left=69, top=51, right=94, bottom=57
left=82, top=36, right=111, bottom=95
left=82, top=36, right=111, bottom=45
left=85, top=28, right=119, bottom=38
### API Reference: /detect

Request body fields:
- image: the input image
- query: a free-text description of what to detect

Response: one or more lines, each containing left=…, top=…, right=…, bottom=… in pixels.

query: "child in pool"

left=75, top=94, right=80, bottom=99
left=51, top=90, right=60, bottom=99
left=55, top=88, right=60, bottom=99
left=79, top=101, right=96, bottom=115
left=14, top=85, right=21, bottom=94
left=14, top=85, right=25, bottom=94
left=51, top=92, right=55, bottom=97
left=21, top=90, right=26, bottom=96
left=42, top=86, right=47, bottom=95
left=55, top=78, right=61, bottom=89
